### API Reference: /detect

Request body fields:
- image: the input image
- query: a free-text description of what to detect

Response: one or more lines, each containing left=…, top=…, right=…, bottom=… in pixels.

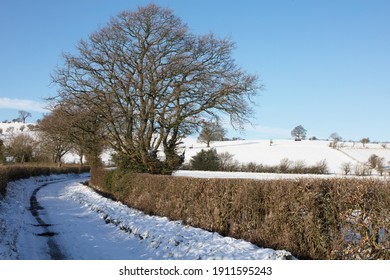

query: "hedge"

left=0, top=165, right=90, bottom=197
left=97, top=170, right=390, bottom=260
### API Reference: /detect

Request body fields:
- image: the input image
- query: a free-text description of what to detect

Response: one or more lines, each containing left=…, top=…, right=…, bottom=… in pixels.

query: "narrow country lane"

left=0, top=173, right=293, bottom=260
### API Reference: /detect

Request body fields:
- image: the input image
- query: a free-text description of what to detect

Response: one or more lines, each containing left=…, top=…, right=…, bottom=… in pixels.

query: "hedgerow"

left=0, top=164, right=90, bottom=197
left=96, top=169, right=390, bottom=260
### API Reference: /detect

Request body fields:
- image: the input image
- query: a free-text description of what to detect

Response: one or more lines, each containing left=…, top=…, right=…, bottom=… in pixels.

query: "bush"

left=190, top=149, right=220, bottom=171
left=278, top=158, right=292, bottom=173
left=366, top=154, right=385, bottom=176
left=368, top=154, right=379, bottom=169
left=218, top=152, right=239, bottom=171
left=355, top=164, right=370, bottom=176
left=311, top=159, right=329, bottom=174
left=341, top=162, right=352, bottom=175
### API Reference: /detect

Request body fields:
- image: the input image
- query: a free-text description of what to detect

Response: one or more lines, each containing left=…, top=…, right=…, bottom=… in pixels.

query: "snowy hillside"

left=180, top=138, right=390, bottom=175
left=0, top=121, right=35, bottom=135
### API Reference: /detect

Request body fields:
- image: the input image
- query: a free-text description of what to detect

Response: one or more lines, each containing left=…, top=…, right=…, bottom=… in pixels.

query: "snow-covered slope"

left=0, top=121, right=35, bottom=133
left=180, top=138, right=390, bottom=175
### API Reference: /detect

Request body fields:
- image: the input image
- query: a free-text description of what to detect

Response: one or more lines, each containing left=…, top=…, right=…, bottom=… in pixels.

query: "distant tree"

left=329, top=132, right=342, bottom=142
left=360, top=137, right=370, bottom=148
left=367, top=154, right=379, bottom=169
left=291, top=125, right=307, bottom=140
left=6, top=134, right=35, bottom=163
left=37, top=111, right=74, bottom=166
left=198, top=121, right=226, bottom=147
left=18, top=111, right=32, bottom=123
left=329, top=132, right=342, bottom=149
left=39, top=104, right=106, bottom=172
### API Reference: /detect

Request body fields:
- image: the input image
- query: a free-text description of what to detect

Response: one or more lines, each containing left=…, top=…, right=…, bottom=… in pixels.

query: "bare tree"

left=291, top=125, right=307, bottom=140
left=18, top=110, right=32, bottom=123
left=329, top=132, right=342, bottom=149
left=51, top=4, right=260, bottom=174
left=360, top=137, right=370, bottom=148
left=218, top=151, right=237, bottom=171
left=198, top=121, right=226, bottom=147
left=329, top=132, right=342, bottom=142
left=39, top=103, right=106, bottom=182
left=6, top=134, right=35, bottom=163
left=37, top=110, right=73, bottom=166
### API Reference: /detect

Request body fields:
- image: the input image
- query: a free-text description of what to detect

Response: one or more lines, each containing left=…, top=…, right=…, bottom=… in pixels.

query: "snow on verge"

left=64, top=182, right=295, bottom=260
left=0, top=174, right=294, bottom=260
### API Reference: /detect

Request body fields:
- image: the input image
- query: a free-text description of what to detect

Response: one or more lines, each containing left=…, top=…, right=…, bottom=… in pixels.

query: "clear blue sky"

left=1, top=0, right=389, bottom=141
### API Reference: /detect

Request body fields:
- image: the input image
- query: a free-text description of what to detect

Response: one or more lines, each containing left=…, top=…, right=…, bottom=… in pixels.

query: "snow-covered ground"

left=0, top=121, right=35, bottom=136
left=174, top=170, right=346, bottom=180
left=0, top=173, right=293, bottom=260
left=180, top=138, right=390, bottom=175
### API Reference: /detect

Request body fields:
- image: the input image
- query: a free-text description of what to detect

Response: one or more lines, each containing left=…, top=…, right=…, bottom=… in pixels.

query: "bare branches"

left=51, top=4, right=261, bottom=173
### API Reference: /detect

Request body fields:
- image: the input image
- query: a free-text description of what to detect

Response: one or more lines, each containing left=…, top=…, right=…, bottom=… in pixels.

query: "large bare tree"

left=51, top=4, right=260, bottom=174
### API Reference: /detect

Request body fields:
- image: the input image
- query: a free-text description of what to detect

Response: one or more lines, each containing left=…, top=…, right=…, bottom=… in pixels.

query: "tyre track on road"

left=29, top=180, right=67, bottom=260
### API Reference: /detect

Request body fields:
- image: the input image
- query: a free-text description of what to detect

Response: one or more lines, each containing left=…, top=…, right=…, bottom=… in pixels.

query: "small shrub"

left=355, top=164, right=369, bottom=176
left=341, top=162, right=352, bottom=175
left=376, top=157, right=385, bottom=176
left=244, top=162, right=262, bottom=173
left=218, top=152, right=236, bottom=171
left=312, top=159, right=329, bottom=174
left=292, top=160, right=306, bottom=173
left=278, top=158, right=292, bottom=173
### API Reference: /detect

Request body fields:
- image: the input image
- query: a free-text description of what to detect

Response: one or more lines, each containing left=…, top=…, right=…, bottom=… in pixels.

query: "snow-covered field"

left=0, top=173, right=293, bottom=260
left=180, top=137, right=390, bottom=176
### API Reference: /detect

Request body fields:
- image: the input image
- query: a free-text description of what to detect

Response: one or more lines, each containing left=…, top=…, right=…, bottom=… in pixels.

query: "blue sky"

left=1, top=0, right=389, bottom=141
